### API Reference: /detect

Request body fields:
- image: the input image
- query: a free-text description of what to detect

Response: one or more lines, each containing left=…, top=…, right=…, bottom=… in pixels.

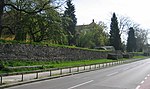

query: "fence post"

left=60, top=68, right=62, bottom=75
left=77, top=66, right=79, bottom=72
left=90, top=65, right=91, bottom=70
left=84, top=65, right=86, bottom=70
left=95, top=64, right=96, bottom=69
left=36, top=72, right=38, bottom=79
left=69, top=67, right=71, bottom=73
left=21, top=73, right=24, bottom=81
left=50, top=70, right=51, bottom=76
left=0, top=75, right=2, bottom=85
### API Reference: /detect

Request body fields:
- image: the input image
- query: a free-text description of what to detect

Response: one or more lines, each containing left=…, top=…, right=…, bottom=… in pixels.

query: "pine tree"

left=63, top=0, right=77, bottom=45
left=109, top=13, right=122, bottom=50
left=127, top=27, right=136, bottom=52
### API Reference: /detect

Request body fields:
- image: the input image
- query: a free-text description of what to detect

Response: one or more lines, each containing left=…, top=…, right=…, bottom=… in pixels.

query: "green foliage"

left=0, top=59, right=116, bottom=73
left=1, top=0, right=68, bottom=44
left=63, top=0, right=77, bottom=45
left=109, top=13, right=122, bottom=50
left=0, top=39, right=111, bottom=53
left=76, top=21, right=109, bottom=48
left=127, top=27, right=136, bottom=52
left=0, top=60, right=5, bottom=70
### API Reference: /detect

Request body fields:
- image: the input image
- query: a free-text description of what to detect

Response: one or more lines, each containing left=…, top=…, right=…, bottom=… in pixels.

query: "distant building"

left=75, top=19, right=96, bottom=35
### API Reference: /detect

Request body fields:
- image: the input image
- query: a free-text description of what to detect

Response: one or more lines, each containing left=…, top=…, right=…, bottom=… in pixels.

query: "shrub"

left=0, top=61, right=5, bottom=70
left=123, top=53, right=133, bottom=58
left=107, top=53, right=123, bottom=60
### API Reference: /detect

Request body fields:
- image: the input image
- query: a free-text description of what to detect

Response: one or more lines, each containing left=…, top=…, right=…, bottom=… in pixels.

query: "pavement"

left=3, top=58, right=150, bottom=89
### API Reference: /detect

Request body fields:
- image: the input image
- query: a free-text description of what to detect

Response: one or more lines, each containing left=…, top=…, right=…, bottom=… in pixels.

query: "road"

left=5, top=58, right=150, bottom=89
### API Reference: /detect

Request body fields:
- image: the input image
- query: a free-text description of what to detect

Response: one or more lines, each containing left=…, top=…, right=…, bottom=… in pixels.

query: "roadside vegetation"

left=0, top=39, right=111, bottom=52
left=0, top=55, right=147, bottom=74
left=0, top=59, right=115, bottom=74
left=0, top=0, right=149, bottom=75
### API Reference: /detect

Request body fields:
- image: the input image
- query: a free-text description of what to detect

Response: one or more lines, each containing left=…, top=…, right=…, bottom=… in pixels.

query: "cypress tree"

left=63, top=0, right=77, bottom=45
left=109, top=13, right=122, bottom=50
left=127, top=27, right=136, bottom=52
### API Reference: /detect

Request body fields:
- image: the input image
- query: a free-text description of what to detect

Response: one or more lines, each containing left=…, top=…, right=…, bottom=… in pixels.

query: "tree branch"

left=2, top=25, right=15, bottom=34
left=4, top=1, right=51, bottom=14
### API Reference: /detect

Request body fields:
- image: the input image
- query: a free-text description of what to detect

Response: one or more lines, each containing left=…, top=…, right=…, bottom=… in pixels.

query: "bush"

left=144, top=52, right=150, bottom=56
left=0, top=61, right=5, bottom=70
left=123, top=53, right=133, bottom=58
left=107, top=53, right=123, bottom=60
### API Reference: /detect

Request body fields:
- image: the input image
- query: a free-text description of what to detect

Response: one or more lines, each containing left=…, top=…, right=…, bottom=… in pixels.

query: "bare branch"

left=4, top=0, right=51, bottom=14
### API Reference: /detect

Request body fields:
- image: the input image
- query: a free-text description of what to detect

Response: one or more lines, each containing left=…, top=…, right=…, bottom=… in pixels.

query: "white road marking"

left=107, top=72, right=119, bottom=76
left=135, top=85, right=140, bottom=89
left=141, top=80, right=144, bottom=84
left=68, top=80, right=94, bottom=89
left=135, top=74, right=150, bottom=89
left=145, top=77, right=147, bottom=80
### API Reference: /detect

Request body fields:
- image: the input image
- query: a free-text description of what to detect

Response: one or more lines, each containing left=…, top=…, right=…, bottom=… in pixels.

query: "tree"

left=126, top=27, right=136, bottom=52
left=109, top=13, right=122, bottom=50
left=76, top=21, right=109, bottom=48
left=1, top=0, right=68, bottom=44
left=0, top=0, right=49, bottom=37
left=63, top=0, right=77, bottom=45
left=0, top=0, right=66, bottom=38
left=0, top=0, right=4, bottom=37
left=135, top=28, right=148, bottom=52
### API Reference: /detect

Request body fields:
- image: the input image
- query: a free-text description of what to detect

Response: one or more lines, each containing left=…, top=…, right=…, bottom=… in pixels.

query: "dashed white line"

left=135, top=85, right=140, bottom=89
left=107, top=72, right=119, bottom=76
left=135, top=74, right=150, bottom=89
left=141, top=81, right=144, bottom=84
left=68, top=80, right=94, bottom=89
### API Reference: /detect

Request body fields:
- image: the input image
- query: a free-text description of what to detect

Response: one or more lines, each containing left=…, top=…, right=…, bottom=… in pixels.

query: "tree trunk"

left=0, top=0, right=4, bottom=38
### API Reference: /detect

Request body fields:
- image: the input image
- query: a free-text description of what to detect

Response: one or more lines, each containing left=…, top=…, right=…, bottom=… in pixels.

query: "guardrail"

left=0, top=58, right=144, bottom=85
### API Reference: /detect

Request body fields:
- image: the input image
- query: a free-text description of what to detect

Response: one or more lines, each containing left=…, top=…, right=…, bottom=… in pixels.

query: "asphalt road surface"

left=6, top=58, right=150, bottom=89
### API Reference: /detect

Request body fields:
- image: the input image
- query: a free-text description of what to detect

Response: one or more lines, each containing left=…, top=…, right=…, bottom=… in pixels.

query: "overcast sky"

left=73, top=0, right=150, bottom=29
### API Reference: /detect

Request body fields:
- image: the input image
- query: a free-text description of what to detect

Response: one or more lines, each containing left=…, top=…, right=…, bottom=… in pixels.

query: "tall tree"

left=135, top=28, right=148, bottom=52
left=0, top=0, right=4, bottom=37
left=126, top=27, right=136, bottom=52
left=109, top=13, right=122, bottom=50
left=63, top=0, right=77, bottom=45
left=0, top=0, right=66, bottom=38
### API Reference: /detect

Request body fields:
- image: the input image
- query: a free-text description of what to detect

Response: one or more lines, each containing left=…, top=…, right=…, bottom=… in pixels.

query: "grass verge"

left=0, top=55, right=147, bottom=74
left=0, top=59, right=116, bottom=74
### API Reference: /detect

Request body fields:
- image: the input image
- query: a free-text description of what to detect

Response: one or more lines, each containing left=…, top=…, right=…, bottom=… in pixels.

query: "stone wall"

left=0, top=44, right=110, bottom=61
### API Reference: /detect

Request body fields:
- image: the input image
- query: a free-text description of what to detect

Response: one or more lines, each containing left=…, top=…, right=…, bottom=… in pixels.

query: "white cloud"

left=73, top=0, right=150, bottom=28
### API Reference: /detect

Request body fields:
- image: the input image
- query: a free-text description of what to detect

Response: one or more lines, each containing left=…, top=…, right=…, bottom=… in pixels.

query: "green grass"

left=0, top=59, right=116, bottom=74
left=0, top=55, right=147, bottom=74
left=133, top=56, right=147, bottom=59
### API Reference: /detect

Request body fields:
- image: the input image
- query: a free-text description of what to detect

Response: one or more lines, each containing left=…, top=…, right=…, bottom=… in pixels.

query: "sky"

left=72, top=0, right=150, bottom=29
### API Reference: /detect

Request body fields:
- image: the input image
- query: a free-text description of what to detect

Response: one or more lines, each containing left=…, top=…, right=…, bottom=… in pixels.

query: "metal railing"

left=0, top=58, right=143, bottom=85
